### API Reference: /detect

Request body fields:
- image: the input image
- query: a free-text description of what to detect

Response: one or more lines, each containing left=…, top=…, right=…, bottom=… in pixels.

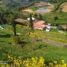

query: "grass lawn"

left=0, top=24, right=67, bottom=64
left=43, top=12, right=67, bottom=25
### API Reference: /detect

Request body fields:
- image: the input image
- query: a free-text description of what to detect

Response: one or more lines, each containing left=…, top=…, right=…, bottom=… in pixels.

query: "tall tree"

left=49, top=0, right=67, bottom=12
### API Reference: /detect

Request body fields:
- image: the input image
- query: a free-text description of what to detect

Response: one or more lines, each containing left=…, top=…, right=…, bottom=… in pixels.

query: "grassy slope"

left=43, top=12, right=67, bottom=25
left=0, top=24, right=67, bottom=63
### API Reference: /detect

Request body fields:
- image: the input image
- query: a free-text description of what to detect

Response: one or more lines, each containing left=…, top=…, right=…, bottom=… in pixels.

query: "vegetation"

left=49, top=0, right=67, bottom=12
left=0, top=0, right=67, bottom=66
left=0, top=56, right=67, bottom=67
left=0, top=25, right=67, bottom=63
left=42, top=12, right=67, bottom=25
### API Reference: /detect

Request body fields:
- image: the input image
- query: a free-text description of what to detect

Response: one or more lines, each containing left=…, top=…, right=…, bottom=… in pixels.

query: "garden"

left=0, top=0, right=67, bottom=67
left=0, top=24, right=67, bottom=66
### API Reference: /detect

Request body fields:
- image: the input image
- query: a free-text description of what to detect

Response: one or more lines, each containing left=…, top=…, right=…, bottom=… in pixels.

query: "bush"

left=0, top=56, right=67, bottom=67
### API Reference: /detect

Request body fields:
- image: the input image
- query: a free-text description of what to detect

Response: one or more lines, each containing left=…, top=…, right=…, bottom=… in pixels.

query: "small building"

left=33, top=20, right=47, bottom=30
left=58, top=25, right=67, bottom=31
left=34, top=2, right=54, bottom=13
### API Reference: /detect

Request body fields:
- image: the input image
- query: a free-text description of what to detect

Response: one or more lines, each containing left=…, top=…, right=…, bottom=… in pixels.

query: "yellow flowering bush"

left=0, top=55, right=67, bottom=67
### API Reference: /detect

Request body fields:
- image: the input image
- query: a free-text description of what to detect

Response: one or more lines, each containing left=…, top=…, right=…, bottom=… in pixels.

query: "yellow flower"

left=61, top=60, right=65, bottom=64
left=39, top=57, right=44, bottom=65
left=61, top=64, right=66, bottom=67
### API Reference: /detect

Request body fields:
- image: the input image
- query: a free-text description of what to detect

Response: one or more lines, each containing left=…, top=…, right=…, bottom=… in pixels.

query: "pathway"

left=42, top=38, right=67, bottom=47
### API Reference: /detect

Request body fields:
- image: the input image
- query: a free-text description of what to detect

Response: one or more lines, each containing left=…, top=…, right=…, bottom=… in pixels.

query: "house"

left=34, top=2, right=54, bottom=13
left=33, top=20, right=47, bottom=30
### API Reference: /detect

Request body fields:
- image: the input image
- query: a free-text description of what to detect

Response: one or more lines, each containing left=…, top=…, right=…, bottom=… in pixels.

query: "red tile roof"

left=33, top=20, right=46, bottom=30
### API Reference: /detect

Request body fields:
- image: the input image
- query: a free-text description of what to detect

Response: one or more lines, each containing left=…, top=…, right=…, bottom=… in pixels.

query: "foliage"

left=0, top=56, right=67, bottom=67
left=49, top=0, right=67, bottom=12
left=0, top=25, right=67, bottom=63
left=0, top=0, right=22, bottom=24
left=43, top=12, right=67, bottom=25
left=1, top=9, right=21, bottom=24
left=30, top=7, right=39, bottom=11
left=0, top=0, right=67, bottom=67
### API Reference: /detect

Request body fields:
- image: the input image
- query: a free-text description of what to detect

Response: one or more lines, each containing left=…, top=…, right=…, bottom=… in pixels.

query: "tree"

left=49, top=0, right=67, bottom=12
left=29, top=14, right=34, bottom=30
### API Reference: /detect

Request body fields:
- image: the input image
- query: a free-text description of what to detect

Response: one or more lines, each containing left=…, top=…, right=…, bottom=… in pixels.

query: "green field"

left=42, top=12, right=67, bottom=25
left=0, top=24, right=67, bottom=64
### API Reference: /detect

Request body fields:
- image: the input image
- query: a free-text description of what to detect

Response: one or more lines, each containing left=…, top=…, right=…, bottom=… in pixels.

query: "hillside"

left=0, top=0, right=67, bottom=66
left=0, top=0, right=51, bottom=8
